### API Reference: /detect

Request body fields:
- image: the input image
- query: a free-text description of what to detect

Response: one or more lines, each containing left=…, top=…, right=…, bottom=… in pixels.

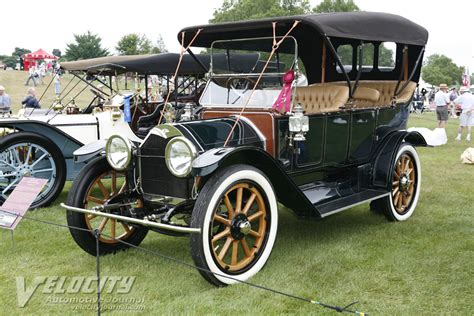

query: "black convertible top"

left=61, top=53, right=260, bottom=76
left=179, top=12, right=428, bottom=47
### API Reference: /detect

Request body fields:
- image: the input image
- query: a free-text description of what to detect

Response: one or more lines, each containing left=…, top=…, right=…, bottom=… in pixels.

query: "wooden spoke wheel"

left=371, top=144, right=421, bottom=222
left=66, top=158, right=148, bottom=256
left=191, top=165, right=278, bottom=286
left=83, top=170, right=134, bottom=244
left=210, top=183, right=268, bottom=272
left=392, top=153, right=416, bottom=214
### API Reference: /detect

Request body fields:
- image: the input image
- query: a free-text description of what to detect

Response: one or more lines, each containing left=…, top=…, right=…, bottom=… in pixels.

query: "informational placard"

left=0, top=177, right=48, bottom=230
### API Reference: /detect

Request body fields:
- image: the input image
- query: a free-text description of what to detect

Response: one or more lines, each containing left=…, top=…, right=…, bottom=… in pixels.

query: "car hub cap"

left=84, top=170, right=135, bottom=244
left=0, top=143, right=56, bottom=203
left=210, top=183, right=268, bottom=272
left=392, top=153, right=416, bottom=214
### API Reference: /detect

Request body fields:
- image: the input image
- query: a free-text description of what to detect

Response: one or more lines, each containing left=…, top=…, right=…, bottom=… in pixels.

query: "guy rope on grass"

left=2, top=208, right=369, bottom=315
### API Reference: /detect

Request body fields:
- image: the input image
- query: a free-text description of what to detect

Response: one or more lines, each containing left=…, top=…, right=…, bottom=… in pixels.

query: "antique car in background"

left=63, top=12, right=429, bottom=286
left=0, top=53, right=259, bottom=208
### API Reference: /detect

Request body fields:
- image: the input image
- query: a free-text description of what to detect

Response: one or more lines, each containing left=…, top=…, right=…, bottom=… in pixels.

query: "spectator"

left=0, top=85, right=12, bottom=113
left=449, top=87, right=459, bottom=118
left=54, top=71, right=61, bottom=96
left=434, top=84, right=451, bottom=128
left=22, top=88, right=40, bottom=108
left=454, top=86, right=474, bottom=142
left=25, top=66, right=37, bottom=86
left=35, top=65, right=44, bottom=85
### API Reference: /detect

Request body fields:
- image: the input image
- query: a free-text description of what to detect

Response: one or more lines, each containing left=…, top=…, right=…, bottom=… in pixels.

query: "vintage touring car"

left=63, top=12, right=429, bottom=286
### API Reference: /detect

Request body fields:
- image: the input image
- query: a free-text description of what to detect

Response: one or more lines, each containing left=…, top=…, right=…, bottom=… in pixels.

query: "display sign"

left=0, top=177, right=48, bottom=230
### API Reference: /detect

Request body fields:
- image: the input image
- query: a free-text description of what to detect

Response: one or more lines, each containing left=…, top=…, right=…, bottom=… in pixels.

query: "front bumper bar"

left=60, top=203, right=201, bottom=234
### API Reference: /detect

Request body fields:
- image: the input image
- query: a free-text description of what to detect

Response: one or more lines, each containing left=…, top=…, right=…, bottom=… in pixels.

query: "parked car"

left=0, top=53, right=258, bottom=208
left=64, top=12, right=429, bottom=286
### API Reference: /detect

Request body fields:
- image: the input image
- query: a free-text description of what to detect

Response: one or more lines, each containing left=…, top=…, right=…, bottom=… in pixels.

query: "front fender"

left=73, top=139, right=107, bottom=163
left=73, top=133, right=141, bottom=164
left=192, top=146, right=319, bottom=218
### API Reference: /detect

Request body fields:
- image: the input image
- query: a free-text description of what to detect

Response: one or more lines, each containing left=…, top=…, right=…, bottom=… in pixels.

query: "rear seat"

left=294, top=84, right=349, bottom=114
left=333, top=80, right=417, bottom=108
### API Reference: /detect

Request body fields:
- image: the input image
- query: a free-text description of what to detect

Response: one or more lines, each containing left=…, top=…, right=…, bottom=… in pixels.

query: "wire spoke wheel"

left=83, top=170, right=133, bottom=244
left=210, top=183, right=267, bottom=272
left=392, top=153, right=416, bottom=214
left=0, top=142, right=57, bottom=205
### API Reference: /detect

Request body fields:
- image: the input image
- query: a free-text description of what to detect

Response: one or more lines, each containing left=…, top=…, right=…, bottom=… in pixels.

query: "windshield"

left=200, top=36, right=300, bottom=108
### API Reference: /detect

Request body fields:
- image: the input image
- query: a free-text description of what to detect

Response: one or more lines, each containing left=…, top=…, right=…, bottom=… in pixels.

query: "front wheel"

left=190, top=165, right=278, bottom=286
left=371, top=143, right=421, bottom=221
left=66, top=157, right=148, bottom=255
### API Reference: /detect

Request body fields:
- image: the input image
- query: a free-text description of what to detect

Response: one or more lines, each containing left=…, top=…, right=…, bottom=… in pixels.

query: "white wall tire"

left=190, top=164, right=278, bottom=286
left=373, top=144, right=421, bottom=221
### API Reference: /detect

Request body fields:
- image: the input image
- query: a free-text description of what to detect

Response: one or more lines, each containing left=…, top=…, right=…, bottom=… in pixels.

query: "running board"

left=60, top=203, right=201, bottom=234
left=316, top=190, right=389, bottom=218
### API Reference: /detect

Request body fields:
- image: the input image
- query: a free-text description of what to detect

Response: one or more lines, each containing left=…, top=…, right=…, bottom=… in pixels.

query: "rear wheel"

left=0, top=132, right=66, bottom=208
left=66, top=158, right=148, bottom=255
left=371, top=144, right=421, bottom=221
left=190, top=165, right=278, bottom=286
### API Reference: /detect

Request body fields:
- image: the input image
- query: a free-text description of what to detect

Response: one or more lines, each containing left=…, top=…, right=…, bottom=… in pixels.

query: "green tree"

left=64, top=31, right=109, bottom=61
left=151, top=35, right=167, bottom=54
left=116, top=34, right=152, bottom=55
left=313, top=0, right=359, bottom=12
left=421, top=54, right=463, bottom=86
left=116, top=34, right=167, bottom=55
left=52, top=49, right=62, bottom=58
left=12, top=47, right=31, bottom=58
left=210, top=0, right=311, bottom=23
left=2, top=56, right=18, bottom=68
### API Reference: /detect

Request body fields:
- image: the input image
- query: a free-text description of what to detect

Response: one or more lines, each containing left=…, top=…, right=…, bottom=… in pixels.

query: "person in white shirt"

left=454, top=86, right=474, bottom=141
left=434, top=83, right=451, bottom=128
left=54, top=72, right=61, bottom=96
left=0, top=85, right=12, bottom=113
left=25, top=66, right=37, bottom=86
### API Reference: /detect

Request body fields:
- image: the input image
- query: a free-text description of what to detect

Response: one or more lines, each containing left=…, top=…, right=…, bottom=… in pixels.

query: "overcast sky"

left=1, top=0, right=472, bottom=72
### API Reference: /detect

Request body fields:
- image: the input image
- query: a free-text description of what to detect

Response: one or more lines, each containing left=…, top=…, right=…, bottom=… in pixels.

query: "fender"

left=372, top=130, right=427, bottom=190
left=0, top=120, right=83, bottom=160
left=73, top=139, right=107, bottom=163
left=73, top=134, right=142, bottom=164
left=192, top=146, right=319, bottom=218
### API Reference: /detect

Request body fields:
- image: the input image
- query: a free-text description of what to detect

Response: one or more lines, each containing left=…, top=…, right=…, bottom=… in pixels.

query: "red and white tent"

left=22, top=49, right=58, bottom=71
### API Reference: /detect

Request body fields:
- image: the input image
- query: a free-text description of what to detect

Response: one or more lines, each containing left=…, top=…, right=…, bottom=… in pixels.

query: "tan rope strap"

left=157, top=29, right=203, bottom=125
left=223, top=20, right=300, bottom=147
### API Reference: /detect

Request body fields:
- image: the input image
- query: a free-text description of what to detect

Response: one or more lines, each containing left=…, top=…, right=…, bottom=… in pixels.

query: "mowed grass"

left=0, top=69, right=473, bottom=315
left=0, top=69, right=96, bottom=112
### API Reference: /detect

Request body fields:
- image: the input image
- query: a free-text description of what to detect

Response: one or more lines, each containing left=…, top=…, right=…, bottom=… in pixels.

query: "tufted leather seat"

left=333, top=80, right=416, bottom=108
left=294, top=84, right=349, bottom=114
left=349, top=86, right=380, bottom=108
left=357, top=81, right=416, bottom=105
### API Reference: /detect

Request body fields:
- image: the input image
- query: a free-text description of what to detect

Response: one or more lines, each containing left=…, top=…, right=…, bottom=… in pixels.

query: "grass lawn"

left=0, top=69, right=473, bottom=315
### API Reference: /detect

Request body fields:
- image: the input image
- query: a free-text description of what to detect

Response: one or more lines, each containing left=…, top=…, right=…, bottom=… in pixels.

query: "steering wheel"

left=90, top=88, right=106, bottom=100
left=225, top=77, right=262, bottom=105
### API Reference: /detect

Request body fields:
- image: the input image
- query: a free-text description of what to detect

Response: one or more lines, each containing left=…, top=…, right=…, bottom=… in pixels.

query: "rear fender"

left=372, top=130, right=427, bottom=190
left=192, top=147, right=319, bottom=218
